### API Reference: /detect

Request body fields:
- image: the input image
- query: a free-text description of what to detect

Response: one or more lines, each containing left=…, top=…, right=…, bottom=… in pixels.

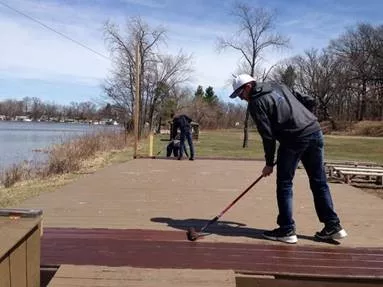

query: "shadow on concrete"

left=151, top=216, right=340, bottom=245
left=151, top=216, right=266, bottom=240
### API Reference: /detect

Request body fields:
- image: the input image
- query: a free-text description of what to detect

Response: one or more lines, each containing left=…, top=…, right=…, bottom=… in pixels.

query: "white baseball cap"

left=229, top=74, right=256, bottom=98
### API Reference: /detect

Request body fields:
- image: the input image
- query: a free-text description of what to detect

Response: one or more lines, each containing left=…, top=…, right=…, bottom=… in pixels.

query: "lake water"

left=0, top=121, right=123, bottom=170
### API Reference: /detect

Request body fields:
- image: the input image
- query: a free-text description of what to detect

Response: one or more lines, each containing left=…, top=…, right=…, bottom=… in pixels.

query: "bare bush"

left=1, top=163, right=28, bottom=188
left=44, top=130, right=127, bottom=176
left=351, top=121, right=383, bottom=137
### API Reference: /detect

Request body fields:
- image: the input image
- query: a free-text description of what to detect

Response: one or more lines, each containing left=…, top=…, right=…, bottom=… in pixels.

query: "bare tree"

left=217, top=3, right=289, bottom=147
left=271, top=63, right=297, bottom=89
left=293, top=49, right=341, bottom=129
left=30, top=97, right=44, bottom=120
left=144, top=52, right=193, bottom=131
left=329, top=23, right=378, bottom=121
left=103, top=18, right=193, bottom=135
left=103, top=17, right=166, bottom=135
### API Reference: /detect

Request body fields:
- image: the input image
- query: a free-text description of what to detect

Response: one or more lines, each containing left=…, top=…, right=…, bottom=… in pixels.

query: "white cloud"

left=0, top=0, right=111, bottom=85
left=1, top=0, right=351, bottom=104
left=0, top=0, right=289, bottom=89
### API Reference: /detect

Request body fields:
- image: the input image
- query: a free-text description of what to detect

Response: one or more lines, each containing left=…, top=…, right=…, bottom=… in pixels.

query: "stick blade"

left=186, top=227, right=199, bottom=241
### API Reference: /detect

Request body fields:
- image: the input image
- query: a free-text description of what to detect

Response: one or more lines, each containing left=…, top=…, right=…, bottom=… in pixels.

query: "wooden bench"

left=337, top=170, right=383, bottom=185
left=326, top=162, right=382, bottom=177
left=331, top=166, right=383, bottom=185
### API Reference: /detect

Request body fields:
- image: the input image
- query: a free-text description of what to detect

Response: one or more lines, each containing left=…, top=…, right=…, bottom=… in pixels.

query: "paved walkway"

left=19, top=158, right=383, bottom=247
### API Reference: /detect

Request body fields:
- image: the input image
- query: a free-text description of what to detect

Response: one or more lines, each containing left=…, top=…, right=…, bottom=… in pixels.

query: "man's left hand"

left=262, top=165, right=274, bottom=177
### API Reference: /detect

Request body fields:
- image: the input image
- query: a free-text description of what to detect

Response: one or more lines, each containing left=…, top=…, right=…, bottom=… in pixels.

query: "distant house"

left=15, top=116, right=32, bottom=122
left=105, top=119, right=119, bottom=126
left=0, top=115, right=5, bottom=120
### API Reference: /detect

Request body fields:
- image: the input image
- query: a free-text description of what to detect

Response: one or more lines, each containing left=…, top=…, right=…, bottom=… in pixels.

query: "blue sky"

left=0, top=0, right=382, bottom=105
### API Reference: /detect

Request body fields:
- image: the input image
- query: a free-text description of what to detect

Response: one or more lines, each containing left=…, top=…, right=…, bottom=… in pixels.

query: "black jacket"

left=172, top=114, right=192, bottom=138
left=248, top=82, right=320, bottom=166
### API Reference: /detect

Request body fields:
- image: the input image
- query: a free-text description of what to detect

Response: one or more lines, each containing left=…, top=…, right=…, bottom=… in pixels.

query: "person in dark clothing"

left=171, top=113, right=195, bottom=160
left=166, top=139, right=180, bottom=157
left=166, top=135, right=189, bottom=158
left=229, top=74, right=347, bottom=244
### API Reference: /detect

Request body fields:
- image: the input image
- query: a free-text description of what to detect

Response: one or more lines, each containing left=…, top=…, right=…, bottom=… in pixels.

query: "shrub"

left=43, top=130, right=127, bottom=176
left=351, top=121, right=383, bottom=137
left=2, top=164, right=24, bottom=188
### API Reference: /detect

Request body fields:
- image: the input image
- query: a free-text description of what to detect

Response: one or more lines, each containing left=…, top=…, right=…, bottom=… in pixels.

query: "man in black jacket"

left=229, top=74, right=347, bottom=244
left=171, top=113, right=195, bottom=160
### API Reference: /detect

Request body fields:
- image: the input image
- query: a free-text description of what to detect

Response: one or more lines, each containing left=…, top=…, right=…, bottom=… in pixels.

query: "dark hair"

left=170, top=111, right=175, bottom=118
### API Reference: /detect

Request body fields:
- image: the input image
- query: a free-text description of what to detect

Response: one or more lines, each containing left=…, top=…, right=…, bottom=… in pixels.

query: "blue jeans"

left=179, top=130, right=194, bottom=159
left=276, top=130, right=340, bottom=231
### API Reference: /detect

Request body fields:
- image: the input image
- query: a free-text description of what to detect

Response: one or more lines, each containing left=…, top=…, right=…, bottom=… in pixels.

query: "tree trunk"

left=358, top=80, right=367, bottom=121
left=242, top=106, right=250, bottom=148
left=156, top=116, right=162, bottom=134
left=320, top=101, right=337, bottom=130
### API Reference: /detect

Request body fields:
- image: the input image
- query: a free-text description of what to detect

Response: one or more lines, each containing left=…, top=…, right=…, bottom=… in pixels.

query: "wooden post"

left=133, top=44, right=140, bottom=158
left=149, top=133, right=153, bottom=157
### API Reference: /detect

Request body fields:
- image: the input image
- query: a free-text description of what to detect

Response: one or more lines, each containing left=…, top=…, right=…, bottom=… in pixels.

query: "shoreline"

left=0, top=147, right=133, bottom=208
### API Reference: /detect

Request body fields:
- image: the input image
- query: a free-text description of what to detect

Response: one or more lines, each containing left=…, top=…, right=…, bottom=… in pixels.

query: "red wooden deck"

left=41, top=228, right=383, bottom=280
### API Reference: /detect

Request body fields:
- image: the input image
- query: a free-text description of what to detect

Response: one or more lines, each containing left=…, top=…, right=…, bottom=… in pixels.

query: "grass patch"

left=0, top=174, right=77, bottom=208
left=151, top=129, right=383, bottom=164
left=322, top=120, right=383, bottom=137
left=324, top=135, right=383, bottom=163
left=149, top=129, right=264, bottom=159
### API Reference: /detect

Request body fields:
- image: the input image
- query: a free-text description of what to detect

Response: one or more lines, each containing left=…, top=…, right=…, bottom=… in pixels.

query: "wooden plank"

left=26, top=227, right=40, bottom=287
left=328, top=164, right=380, bottom=169
left=236, top=275, right=382, bottom=287
left=41, top=228, right=383, bottom=280
left=10, top=241, right=26, bottom=287
left=338, top=171, right=383, bottom=176
left=333, top=167, right=383, bottom=173
left=48, top=265, right=235, bottom=287
left=325, top=160, right=379, bottom=166
left=0, top=257, right=10, bottom=287
left=0, top=209, right=42, bottom=218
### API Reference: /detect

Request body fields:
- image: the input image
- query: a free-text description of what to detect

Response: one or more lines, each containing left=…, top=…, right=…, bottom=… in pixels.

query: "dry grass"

left=1, top=161, right=38, bottom=188
left=322, top=120, right=383, bottom=137
left=350, top=121, right=383, bottom=137
left=2, top=164, right=23, bottom=188
left=0, top=174, right=77, bottom=208
left=43, top=130, right=128, bottom=176
left=0, top=147, right=134, bottom=208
